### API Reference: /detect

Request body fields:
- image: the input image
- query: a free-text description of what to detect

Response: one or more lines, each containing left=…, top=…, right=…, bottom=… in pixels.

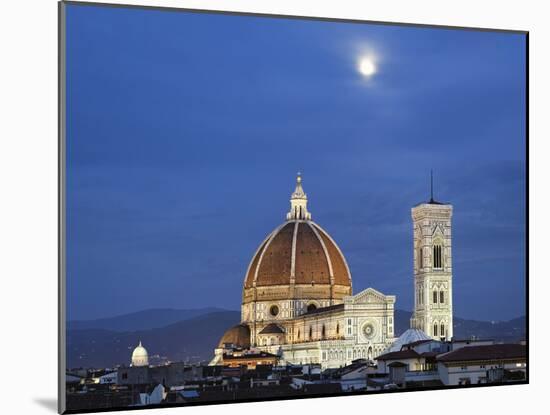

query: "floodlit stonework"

left=212, top=174, right=454, bottom=368
left=410, top=197, right=454, bottom=340
left=131, top=341, right=149, bottom=367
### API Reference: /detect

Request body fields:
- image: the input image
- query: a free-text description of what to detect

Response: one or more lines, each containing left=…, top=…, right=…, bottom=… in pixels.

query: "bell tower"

left=410, top=173, right=453, bottom=340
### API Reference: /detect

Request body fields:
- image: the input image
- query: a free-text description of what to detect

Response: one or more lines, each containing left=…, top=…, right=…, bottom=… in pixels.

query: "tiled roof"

left=377, top=349, right=421, bottom=361
left=244, top=221, right=352, bottom=290
left=218, top=324, right=251, bottom=348
left=438, top=344, right=526, bottom=363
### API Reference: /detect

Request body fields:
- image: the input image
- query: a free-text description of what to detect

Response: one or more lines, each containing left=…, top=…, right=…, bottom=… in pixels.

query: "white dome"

left=386, top=328, right=431, bottom=353
left=131, top=341, right=149, bottom=367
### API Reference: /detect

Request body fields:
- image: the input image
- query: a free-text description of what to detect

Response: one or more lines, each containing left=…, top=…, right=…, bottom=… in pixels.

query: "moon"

left=358, top=57, right=377, bottom=77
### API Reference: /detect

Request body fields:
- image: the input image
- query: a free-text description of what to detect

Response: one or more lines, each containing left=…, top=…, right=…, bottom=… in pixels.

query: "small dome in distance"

left=131, top=341, right=149, bottom=367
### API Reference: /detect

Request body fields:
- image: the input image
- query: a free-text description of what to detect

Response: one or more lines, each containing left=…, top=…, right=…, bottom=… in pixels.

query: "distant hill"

left=67, top=307, right=227, bottom=332
left=394, top=309, right=526, bottom=342
left=66, top=308, right=526, bottom=369
left=452, top=316, right=526, bottom=342
left=67, top=311, right=241, bottom=369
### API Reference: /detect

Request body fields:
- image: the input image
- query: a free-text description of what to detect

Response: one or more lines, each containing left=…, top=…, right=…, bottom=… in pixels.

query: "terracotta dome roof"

left=244, top=220, right=352, bottom=289
left=218, top=324, right=251, bottom=348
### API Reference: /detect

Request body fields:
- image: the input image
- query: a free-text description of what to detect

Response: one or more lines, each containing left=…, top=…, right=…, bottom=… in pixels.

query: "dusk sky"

left=66, top=4, right=526, bottom=322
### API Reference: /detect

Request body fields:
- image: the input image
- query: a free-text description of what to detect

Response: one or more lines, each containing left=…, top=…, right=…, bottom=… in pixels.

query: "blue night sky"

left=65, top=4, right=526, bottom=322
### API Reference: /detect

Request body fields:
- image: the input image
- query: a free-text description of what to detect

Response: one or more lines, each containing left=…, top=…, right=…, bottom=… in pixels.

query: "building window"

left=322, top=325, right=326, bottom=338
left=269, top=305, right=279, bottom=317
left=309, top=326, right=313, bottom=340
left=433, top=324, right=438, bottom=337
left=433, top=244, right=443, bottom=268
left=307, top=303, right=317, bottom=312
left=440, top=324, right=445, bottom=337
left=440, top=291, right=445, bottom=304
left=297, top=330, right=300, bottom=340
left=419, top=247, right=423, bottom=269
left=336, top=323, right=340, bottom=335
left=433, top=290, right=438, bottom=304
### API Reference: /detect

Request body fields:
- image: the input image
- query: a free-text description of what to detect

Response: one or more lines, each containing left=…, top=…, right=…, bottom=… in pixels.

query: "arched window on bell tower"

left=433, top=244, right=443, bottom=269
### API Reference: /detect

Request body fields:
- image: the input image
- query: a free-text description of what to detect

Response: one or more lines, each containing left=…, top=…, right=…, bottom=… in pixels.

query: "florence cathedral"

left=210, top=174, right=454, bottom=368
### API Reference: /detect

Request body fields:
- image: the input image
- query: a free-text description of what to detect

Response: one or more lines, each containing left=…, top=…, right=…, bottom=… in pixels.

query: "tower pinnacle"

left=286, top=172, right=312, bottom=220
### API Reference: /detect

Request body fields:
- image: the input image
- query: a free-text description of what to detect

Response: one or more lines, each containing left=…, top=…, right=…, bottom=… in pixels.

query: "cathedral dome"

left=131, top=341, right=149, bottom=367
left=218, top=324, right=251, bottom=349
left=242, top=174, right=352, bottom=304
left=244, top=221, right=351, bottom=289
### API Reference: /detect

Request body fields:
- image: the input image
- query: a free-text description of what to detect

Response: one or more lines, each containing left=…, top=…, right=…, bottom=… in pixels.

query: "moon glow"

left=358, top=57, right=377, bottom=77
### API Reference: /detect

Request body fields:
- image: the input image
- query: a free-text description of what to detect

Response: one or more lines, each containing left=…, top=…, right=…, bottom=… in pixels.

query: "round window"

left=270, top=305, right=279, bottom=316
left=307, top=303, right=317, bottom=312
left=363, top=323, right=375, bottom=339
